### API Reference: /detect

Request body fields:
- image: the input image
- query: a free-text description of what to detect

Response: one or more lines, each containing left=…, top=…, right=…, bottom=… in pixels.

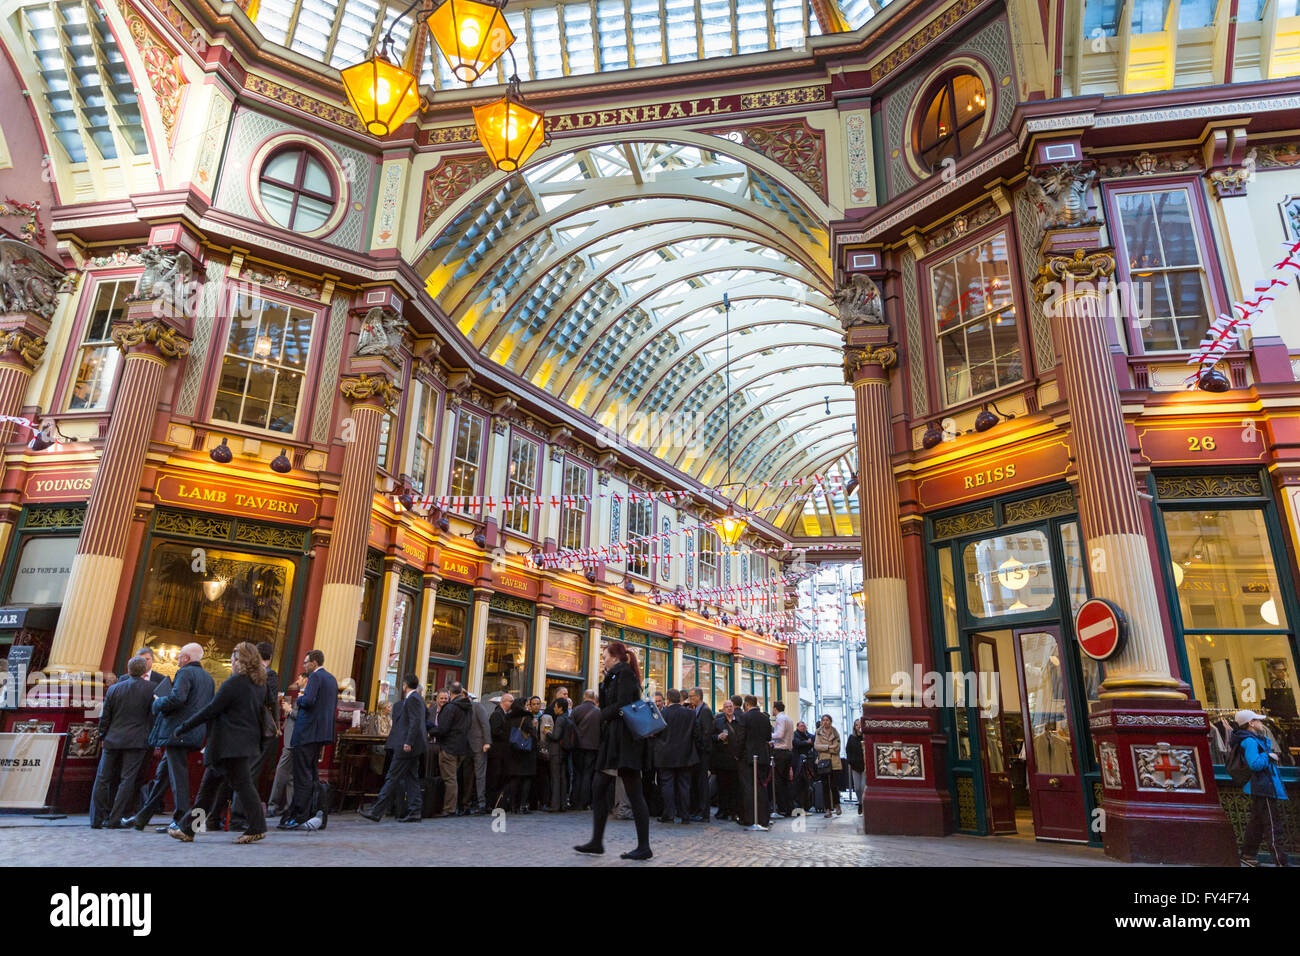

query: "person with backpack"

left=505, top=697, right=537, bottom=812
left=1229, top=709, right=1290, bottom=866
left=547, top=697, right=576, bottom=811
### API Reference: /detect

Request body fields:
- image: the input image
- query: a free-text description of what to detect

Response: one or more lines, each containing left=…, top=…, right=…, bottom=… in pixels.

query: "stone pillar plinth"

left=310, top=369, right=399, bottom=687
left=1036, top=245, right=1236, bottom=865
left=46, top=307, right=190, bottom=676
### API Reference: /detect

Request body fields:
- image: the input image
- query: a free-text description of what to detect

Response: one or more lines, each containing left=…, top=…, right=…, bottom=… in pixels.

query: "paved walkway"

left=0, top=808, right=1128, bottom=867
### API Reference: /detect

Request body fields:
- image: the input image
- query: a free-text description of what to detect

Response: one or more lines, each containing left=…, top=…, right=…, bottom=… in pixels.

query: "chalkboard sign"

left=2, top=645, right=32, bottom=709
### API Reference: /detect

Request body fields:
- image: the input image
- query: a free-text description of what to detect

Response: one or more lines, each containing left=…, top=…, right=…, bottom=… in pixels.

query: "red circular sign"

left=1074, top=598, right=1127, bottom=661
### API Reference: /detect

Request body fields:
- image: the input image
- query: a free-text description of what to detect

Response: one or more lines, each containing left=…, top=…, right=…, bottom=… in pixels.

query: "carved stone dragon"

left=0, top=236, right=72, bottom=319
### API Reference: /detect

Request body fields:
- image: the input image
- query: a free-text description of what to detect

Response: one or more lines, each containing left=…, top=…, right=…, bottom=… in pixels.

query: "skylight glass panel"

left=840, top=0, right=881, bottom=28
left=257, top=0, right=292, bottom=43
left=665, top=0, right=699, bottom=62
left=701, top=0, right=732, bottom=57
left=563, top=3, right=598, bottom=73
left=773, top=0, right=807, bottom=48
left=504, top=10, right=532, bottom=78
left=529, top=7, right=564, bottom=78
left=332, top=0, right=380, bottom=66
left=629, top=0, right=664, bottom=64
left=290, top=1, right=334, bottom=58
left=597, top=0, right=630, bottom=70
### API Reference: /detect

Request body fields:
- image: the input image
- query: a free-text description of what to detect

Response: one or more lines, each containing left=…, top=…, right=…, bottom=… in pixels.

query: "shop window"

left=134, top=542, right=296, bottom=685
left=914, top=71, right=986, bottom=173
left=449, top=409, right=485, bottom=502
left=698, top=529, right=720, bottom=587
left=484, top=612, right=529, bottom=697
left=741, top=660, right=779, bottom=711
left=559, top=460, right=589, bottom=552
left=931, top=232, right=1020, bottom=406
left=546, top=626, right=584, bottom=675
left=1112, top=187, right=1213, bottom=353
left=962, top=530, right=1056, bottom=618
left=430, top=599, right=467, bottom=658
left=504, top=433, right=540, bottom=536
left=212, top=295, right=315, bottom=436
left=604, top=630, right=669, bottom=697
left=66, top=279, right=130, bottom=411
left=409, top=380, right=440, bottom=494
left=627, top=495, right=652, bottom=578
left=377, top=589, right=417, bottom=707
left=6, top=536, right=76, bottom=605
left=257, top=146, right=337, bottom=233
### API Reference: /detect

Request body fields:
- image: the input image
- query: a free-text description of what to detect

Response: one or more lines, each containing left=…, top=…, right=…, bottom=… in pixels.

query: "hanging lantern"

left=427, top=0, right=515, bottom=83
left=851, top=586, right=865, bottom=610
left=713, top=507, right=747, bottom=547
left=340, top=49, right=421, bottom=137
left=474, top=77, right=546, bottom=172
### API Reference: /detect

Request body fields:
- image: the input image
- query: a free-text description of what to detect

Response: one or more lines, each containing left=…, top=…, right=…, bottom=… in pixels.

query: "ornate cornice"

left=111, top=319, right=190, bottom=360
left=339, top=372, right=400, bottom=411
left=1033, top=249, right=1116, bottom=303
left=843, top=344, right=897, bottom=383
left=0, top=330, right=47, bottom=368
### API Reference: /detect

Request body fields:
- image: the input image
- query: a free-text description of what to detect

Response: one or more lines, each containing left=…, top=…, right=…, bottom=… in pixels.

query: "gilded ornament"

left=1033, top=248, right=1116, bottom=303
left=339, top=372, right=400, bottom=410
left=111, top=319, right=190, bottom=359
left=842, top=343, right=897, bottom=382
left=0, top=330, right=47, bottom=368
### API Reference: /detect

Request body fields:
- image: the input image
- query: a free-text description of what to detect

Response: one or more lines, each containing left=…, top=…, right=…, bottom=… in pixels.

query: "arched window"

left=257, top=146, right=337, bottom=232
left=915, top=72, right=987, bottom=173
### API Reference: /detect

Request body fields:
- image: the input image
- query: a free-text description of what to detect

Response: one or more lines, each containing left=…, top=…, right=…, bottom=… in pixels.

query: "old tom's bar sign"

left=154, top=474, right=319, bottom=526
left=916, top=439, right=1071, bottom=510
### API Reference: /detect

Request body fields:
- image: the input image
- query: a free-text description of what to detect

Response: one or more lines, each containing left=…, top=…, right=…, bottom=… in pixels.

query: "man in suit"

left=268, top=671, right=307, bottom=816
left=136, top=648, right=164, bottom=686
left=485, top=693, right=512, bottom=811
left=126, top=643, right=215, bottom=832
left=361, top=674, right=427, bottom=822
left=465, top=693, right=492, bottom=814
left=91, top=656, right=155, bottom=829
left=279, top=648, right=338, bottom=830
left=712, top=698, right=745, bottom=820
left=770, top=700, right=795, bottom=817
left=655, top=689, right=700, bottom=824
left=431, top=681, right=472, bottom=816
left=737, top=694, right=772, bottom=829
left=687, top=687, right=714, bottom=821
left=569, top=689, right=600, bottom=811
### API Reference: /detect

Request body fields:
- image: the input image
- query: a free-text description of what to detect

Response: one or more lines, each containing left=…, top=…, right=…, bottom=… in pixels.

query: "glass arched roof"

left=249, top=0, right=897, bottom=90
left=420, top=140, right=854, bottom=534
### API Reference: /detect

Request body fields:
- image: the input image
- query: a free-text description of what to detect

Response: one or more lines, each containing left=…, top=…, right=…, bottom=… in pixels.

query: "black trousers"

left=772, top=749, right=794, bottom=815
left=213, top=733, right=277, bottom=826
left=1241, top=794, right=1287, bottom=864
left=287, top=741, right=323, bottom=821
left=550, top=751, right=569, bottom=810
left=136, top=746, right=194, bottom=824
left=737, top=755, right=770, bottom=826
left=660, top=767, right=691, bottom=820
left=690, top=754, right=711, bottom=816
left=183, top=757, right=266, bottom=836
left=714, top=767, right=738, bottom=818
left=570, top=749, right=596, bottom=810
left=590, top=768, right=649, bottom=850
left=534, top=757, right=550, bottom=809
left=371, top=753, right=421, bottom=819
left=486, top=752, right=507, bottom=808
left=820, top=772, right=840, bottom=810
left=507, top=774, right=532, bottom=812
left=91, top=748, right=148, bottom=826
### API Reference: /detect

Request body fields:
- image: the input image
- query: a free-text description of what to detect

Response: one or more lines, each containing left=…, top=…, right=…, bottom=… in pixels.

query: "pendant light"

left=427, top=0, right=515, bottom=83
left=340, top=39, right=421, bottom=137
left=713, top=292, right=748, bottom=547
left=474, top=75, right=546, bottom=172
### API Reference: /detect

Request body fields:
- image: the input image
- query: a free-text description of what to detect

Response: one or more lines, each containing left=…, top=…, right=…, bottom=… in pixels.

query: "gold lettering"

left=576, top=112, right=598, bottom=129
left=618, top=108, right=640, bottom=125
left=664, top=103, right=686, bottom=119
left=597, top=111, right=616, bottom=126
left=552, top=114, right=575, bottom=132
left=641, top=105, right=661, bottom=122
left=1005, top=463, right=1016, bottom=478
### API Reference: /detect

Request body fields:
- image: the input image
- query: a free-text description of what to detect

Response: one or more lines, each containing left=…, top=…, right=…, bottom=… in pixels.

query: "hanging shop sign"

left=1137, top=421, right=1269, bottom=466
left=916, top=440, right=1071, bottom=510
left=438, top=551, right=478, bottom=585
left=154, top=474, right=318, bottom=526
left=549, top=585, right=591, bottom=615
left=601, top=599, right=673, bottom=635
left=23, top=467, right=97, bottom=502
left=1074, top=598, right=1127, bottom=661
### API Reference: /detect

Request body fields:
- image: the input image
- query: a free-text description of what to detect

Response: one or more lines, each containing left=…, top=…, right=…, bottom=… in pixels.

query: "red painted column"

left=1036, top=247, right=1236, bottom=865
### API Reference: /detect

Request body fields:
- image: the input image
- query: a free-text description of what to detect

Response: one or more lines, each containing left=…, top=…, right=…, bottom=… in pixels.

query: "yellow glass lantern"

left=341, top=52, right=421, bottom=137
left=473, top=82, right=546, bottom=172
left=713, top=508, right=748, bottom=547
left=851, top=586, right=865, bottom=610
left=427, top=0, right=515, bottom=83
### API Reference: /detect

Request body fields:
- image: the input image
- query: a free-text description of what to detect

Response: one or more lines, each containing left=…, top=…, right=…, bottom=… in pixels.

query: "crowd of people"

left=87, top=638, right=866, bottom=857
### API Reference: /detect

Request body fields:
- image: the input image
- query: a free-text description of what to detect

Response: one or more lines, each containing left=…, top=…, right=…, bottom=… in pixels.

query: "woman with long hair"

left=574, top=641, right=652, bottom=860
left=846, top=717, right=866, bottom=814
left=171, top=642, right=269, bottom=843
left=814, top=714, right=843, bottom=818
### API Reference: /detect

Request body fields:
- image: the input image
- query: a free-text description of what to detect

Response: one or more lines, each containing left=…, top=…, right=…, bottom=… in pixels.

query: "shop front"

left=681, top=623, right=734, bottom=710
left=425, top=579, right=472, bottom=700
left=542, top=584, right=593, bottom=703
left=483, top=593, right=534, bottom=699
left=0, top=502, right=84, bottom=678
left=600, top=598, right=674, bottom=697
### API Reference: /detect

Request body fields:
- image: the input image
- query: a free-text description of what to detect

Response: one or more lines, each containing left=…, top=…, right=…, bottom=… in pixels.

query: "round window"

left=257, top=147, right=337, bottom=233
left=914, top=72, right=987, bottom=173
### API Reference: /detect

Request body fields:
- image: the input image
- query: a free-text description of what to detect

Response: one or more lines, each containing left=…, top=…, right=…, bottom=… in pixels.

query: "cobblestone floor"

left=0, top=808, right=1129, bottom=867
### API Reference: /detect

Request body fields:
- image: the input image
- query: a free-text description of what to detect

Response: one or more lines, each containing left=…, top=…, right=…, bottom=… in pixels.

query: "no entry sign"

left=1075, top=598, right=1127, bottom=661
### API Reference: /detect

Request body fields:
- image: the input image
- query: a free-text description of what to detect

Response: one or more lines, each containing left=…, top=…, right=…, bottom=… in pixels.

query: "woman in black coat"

left=505, top=698, right=538, bottom=812
left=171, top=642, right=268, bottom=843
left=574, top=641, right=652, bottom=860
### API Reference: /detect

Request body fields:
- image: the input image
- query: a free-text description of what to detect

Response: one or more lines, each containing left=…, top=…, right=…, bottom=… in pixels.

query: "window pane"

left=7, top=536, right=77, bottom=604
left=214, top=298, right=313, bottom=434
left=430, top=600, right=466, bottom=657
left=68, top=281, right=131, bottom=410
left=1188, top=633, right=1299, bottom=758
left=1019, top=631, right=1075, bottom=774
left=963, top=531, right=1056, bottom=618
left=484, top=613, right=528, bottom=697
left=932, top=232, right=1022, bottom=405
left=1164, top=509, right=1288, bottom=630
left=546, top=627, right=583, bottom=674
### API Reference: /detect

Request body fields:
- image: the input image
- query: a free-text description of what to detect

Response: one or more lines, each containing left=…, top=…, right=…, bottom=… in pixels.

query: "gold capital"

left=339, top=372, right=400, bottom=411
left=1033, top=249, right=1116, bottom=303
left=843, top=344, right=897, bottom=383
left=110, top=319, right=190, bottom=360
left=0, top=330, right=47, bottom=369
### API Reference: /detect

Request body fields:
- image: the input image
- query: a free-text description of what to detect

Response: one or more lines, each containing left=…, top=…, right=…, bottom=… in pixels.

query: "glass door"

left=972, top=634, right=1016, bottom=834
left=1013, top=625, right=1089, bottom=841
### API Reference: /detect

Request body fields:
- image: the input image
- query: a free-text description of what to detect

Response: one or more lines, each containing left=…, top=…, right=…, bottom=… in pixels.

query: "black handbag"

left=815, top=758, right=832, bottom=774
left=620, top=698, right=668, bottom=740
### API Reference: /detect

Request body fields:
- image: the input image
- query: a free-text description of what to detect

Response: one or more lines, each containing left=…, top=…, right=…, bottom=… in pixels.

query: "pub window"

left=66, top=279, right=130, bottom=412
left=133, top=542, right=296, bottom=685
left=484, top=611, right=529, bottom=697
left=429, top=597, right=467, bottom=659
left=6, top=535, right=76, bottom=605
left=741, top=659, right=779, bottom=711
left=449, top=408, right=485, bottom=503
left=1112, top=186, right=1214, bottom=353
left=682, top=646, right=732, bottom=711
left=627, top=495, right=652, bottom=578
left=931, top=231, right=1021, bottom=407
left=379, top=588, right=417, bottom=707
left=376, top=409, right=396, bottom=473
left=504, top=433, right=540, bottom=536
left=914, top=71, right=987, bottom=173
left=1160, top=505, right=1298, bottom=762
left=963, top=531, right=1056, bottom=618
left=559, top=459, right=590, bottom=552
left=698, top=529, right=720, bottom=588
left=546, top=626, right=584, bottom=677
left=409, top=380, right=440, bottom=494
left=604, top=629, right=670, bottom=698
left=212, top=295, right=315, bottom=436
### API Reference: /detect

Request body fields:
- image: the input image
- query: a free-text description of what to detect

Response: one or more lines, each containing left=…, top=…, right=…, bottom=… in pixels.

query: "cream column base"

left=532, top=613, right=551, bottom=698
left=415, top=584, right=438, bottom=693
left=1091, top=532, right=1184, bottom=697
left=671, top=641, right=683, bottom=692
left=370, top=569, right=402, bottom=706
left=864, top=576, right=912, bottom=703
left=466, top=597, right=490, bottom=700
left=47, top=552, right=125, bottom=676
left=586, top=622, right=603, bottom=689
left=313, top=582, right=366, bottom=698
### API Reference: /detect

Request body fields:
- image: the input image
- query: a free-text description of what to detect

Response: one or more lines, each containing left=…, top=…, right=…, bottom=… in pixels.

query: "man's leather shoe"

left=104, top=822, right=123, bottom=830
left=397, top=815, right=421, bottom=823
left=358, top=811, right=382, bottom=822
left=277, top=819, right=300, bottom=830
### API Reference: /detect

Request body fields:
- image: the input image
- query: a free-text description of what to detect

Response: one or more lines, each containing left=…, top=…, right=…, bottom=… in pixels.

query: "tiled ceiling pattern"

left=424, top=140, right=853, bottom=535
